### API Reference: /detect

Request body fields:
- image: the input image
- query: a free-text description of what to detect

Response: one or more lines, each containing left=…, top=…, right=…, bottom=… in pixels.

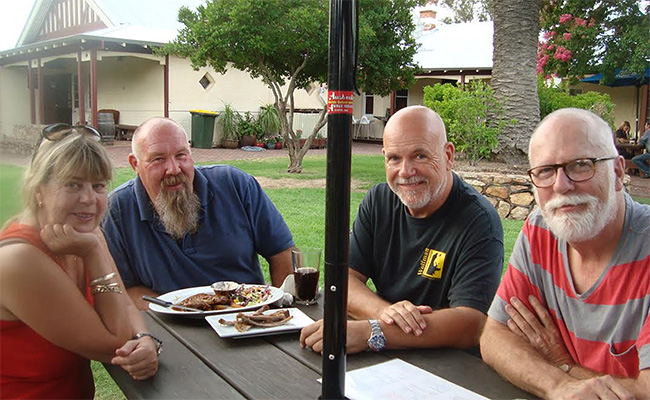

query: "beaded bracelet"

left=89, top=272, right=116, bottom=287
left=91, top=282, right=123, bottom=295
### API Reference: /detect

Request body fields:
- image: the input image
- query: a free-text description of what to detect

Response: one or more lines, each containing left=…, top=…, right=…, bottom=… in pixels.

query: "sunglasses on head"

left=42, top=123, right=102, bottom=142
left=31, top=123, right=102, bottom=162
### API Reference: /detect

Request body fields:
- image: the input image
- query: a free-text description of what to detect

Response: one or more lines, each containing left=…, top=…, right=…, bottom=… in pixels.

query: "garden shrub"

left=423, top=81, right=507, bottom=165
left=537, top=76, right=615, bottom=127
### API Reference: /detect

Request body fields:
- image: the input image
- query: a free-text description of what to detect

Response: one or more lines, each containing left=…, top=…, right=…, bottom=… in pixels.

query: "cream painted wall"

left=0, top=65, right=32, bottom=137
left=167, top=56, right=326, bottom=145
left=411, top=77, right=443, bottom=106
left=1, top=53, right=329, bottom=144
left=575, top=83, right=640, bottom=135
left=96, top=56, right=165, bottom=125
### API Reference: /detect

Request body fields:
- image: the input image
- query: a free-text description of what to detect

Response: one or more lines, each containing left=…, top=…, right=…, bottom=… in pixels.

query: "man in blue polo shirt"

left=102, top=117, right=294, bottom=309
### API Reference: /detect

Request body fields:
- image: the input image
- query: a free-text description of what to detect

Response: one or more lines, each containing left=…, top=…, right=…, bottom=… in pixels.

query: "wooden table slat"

left=104, top=313, right=245, bottom=399
left=151, top=312, right=323, bottom=399
left=106, top=303, right=537, bottom=399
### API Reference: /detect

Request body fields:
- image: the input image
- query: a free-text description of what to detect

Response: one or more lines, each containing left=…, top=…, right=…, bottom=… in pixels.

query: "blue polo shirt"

left=102, top=165, right=294, bottom=294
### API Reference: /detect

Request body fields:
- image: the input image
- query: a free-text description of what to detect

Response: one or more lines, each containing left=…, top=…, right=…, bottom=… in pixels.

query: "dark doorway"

left=44, top=73, right=72, bottom=124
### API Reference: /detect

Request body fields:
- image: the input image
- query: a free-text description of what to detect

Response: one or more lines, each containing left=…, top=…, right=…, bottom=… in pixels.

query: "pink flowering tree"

left=538, top=0, right=650, bottom=84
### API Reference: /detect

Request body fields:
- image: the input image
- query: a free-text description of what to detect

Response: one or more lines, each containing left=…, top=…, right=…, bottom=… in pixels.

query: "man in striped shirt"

left=480, top=108, right=650, bottom=399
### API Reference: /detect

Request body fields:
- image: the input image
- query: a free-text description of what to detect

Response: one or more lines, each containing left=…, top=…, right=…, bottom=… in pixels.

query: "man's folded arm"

left=382, top=306, right=485, bottom=349
left=480, top=317, right=575, bottom=398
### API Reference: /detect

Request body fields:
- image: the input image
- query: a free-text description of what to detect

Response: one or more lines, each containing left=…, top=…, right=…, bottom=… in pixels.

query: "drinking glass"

left=291, top=247, right=321, bottom=305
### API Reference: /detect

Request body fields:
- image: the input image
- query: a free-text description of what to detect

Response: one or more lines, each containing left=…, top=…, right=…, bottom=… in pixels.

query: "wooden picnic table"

left=616, top=142, right=643, bottom=152
left=616, top=142, right=645, bottom=174
left=105, top=301, right=536, bottom=399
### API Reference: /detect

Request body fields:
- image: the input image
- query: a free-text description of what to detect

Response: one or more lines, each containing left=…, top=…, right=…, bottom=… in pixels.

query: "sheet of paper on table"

left=323, top=358, right=489, bottom=400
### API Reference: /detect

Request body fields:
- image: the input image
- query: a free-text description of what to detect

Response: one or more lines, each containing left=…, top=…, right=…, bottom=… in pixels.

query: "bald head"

left=381, top=105, right=454, bottom=218
left=529, top=108, right=617, bottom=165
left=383, top=106, right=448, bottom=145
left=132, top=117, right=189, bottom=159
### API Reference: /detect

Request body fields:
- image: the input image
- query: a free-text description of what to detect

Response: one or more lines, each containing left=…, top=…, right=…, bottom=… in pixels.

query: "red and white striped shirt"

left=488, top=194, right=650, bottom=377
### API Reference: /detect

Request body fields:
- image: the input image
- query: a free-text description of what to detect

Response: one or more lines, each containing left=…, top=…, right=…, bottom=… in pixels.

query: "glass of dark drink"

left=291, top=247, right=321, bottom=305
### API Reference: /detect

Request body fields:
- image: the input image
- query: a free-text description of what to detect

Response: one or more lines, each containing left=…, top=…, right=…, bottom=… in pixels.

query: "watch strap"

left=367, top=319, right=387, bottom=351
left=134, top=332, right=163, bottom=356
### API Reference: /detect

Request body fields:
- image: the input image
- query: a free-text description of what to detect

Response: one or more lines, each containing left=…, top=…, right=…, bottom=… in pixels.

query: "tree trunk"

left=492, top=0, right=542, bottom=164
left=284, top=105, right=328, bottom=173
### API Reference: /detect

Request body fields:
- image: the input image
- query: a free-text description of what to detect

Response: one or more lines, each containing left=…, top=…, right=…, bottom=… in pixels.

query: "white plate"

left=148, top=285, right=284, bottom=318
left=206, top=308, right=314, bottom=339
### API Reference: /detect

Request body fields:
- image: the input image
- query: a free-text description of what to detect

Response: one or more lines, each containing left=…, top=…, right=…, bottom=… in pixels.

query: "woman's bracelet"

left=91, top=282, right=123, bottom=295
left=89, top=272, right=116, bottom=287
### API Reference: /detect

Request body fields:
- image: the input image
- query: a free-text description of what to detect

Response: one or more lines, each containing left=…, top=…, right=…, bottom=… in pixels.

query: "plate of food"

left=147, top=284, right=284, bottom=318
left=206, top=306, right=314, bottom=339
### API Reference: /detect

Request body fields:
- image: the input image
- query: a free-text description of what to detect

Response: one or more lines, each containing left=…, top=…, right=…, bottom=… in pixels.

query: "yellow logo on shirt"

left=418, top=248, right=446, bottom=280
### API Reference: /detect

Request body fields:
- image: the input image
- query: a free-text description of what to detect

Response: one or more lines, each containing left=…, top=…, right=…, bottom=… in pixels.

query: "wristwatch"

left=134, top=332, right=163, bottom=356
left=367, top=319, right=387, bottom=351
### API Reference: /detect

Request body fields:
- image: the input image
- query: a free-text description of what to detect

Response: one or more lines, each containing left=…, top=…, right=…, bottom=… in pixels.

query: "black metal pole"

left=322, top=0, right=356, bottom=399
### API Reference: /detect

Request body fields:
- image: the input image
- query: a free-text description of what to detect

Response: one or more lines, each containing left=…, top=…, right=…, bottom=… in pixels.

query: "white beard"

left=538, top=171, right=618, bottom=243
left=389, top=173, right=448, bottom=212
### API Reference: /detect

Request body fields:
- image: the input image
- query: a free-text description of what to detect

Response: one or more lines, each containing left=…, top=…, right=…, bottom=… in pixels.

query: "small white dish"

left=206, top=308, right=314, bottom=339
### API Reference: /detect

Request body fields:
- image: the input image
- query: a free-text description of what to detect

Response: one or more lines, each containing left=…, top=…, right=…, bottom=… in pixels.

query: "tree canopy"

left=538, top=0, right=650, bottom=83
left=439, top=0, right=493, bottom=23
left=164, top=0, right=423, bottom=172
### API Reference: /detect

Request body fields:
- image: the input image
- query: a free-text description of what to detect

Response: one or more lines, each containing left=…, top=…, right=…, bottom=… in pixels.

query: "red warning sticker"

left=327, top=90, right=354, bottom=114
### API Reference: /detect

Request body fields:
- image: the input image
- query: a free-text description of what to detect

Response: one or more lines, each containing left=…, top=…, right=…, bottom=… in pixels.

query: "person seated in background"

left=0, top=125, right=159, bottom=399
left=102, top=117, right=294, bottom=310
left=480, top=108, right=650, bottom=399
left=632, top=120, right=650, bottom=179
left=615, top=121, right=631, bottom=144
left=301, top=106, right=503, bottom=354
left=615, top=120, right=634, bottom=159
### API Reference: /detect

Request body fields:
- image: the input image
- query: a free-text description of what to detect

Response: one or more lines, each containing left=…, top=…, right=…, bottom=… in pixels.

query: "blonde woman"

left=0, top=124, right=159, bottom=399
left=615, top=120, right=631, bottom=143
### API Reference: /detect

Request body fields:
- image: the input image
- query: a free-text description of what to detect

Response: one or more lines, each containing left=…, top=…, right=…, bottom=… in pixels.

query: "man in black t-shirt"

left=301, top=106, right=503, bottom=354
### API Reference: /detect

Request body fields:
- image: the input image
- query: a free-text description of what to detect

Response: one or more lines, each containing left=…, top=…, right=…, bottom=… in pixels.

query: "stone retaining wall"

left=457, top=170, right=632, bottom=220
left=457, top=171, right=535, bottom=220
left=0, top=125, right=43, bottom=156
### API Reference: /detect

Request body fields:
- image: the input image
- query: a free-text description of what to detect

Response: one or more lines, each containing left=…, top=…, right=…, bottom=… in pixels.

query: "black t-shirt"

left=349, top=173, right=503, bottom=314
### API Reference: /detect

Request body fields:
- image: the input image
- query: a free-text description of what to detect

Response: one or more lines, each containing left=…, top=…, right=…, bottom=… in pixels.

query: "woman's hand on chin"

left=40, top=223, right=100, bottom=258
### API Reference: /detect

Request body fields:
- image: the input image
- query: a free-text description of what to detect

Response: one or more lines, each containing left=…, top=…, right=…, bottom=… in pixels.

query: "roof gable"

left=17, top=0, right=204, bottom=47
left=18, top=0, right=110, bottom=46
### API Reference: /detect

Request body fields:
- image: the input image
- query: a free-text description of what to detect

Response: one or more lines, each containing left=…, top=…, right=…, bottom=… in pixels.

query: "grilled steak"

left=178, top=293, right=231, bottom=311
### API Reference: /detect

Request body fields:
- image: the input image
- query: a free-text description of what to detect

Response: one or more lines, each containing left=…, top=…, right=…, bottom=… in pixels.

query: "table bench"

left=115, top=124, right=138, bottom=141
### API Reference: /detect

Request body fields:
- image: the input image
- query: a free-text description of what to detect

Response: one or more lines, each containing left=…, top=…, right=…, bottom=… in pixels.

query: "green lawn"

left=0, top=155, right=647, bottom=399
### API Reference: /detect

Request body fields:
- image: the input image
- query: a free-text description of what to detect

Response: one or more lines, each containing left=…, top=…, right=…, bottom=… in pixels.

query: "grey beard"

left=153, top=186, right=201, bottom=240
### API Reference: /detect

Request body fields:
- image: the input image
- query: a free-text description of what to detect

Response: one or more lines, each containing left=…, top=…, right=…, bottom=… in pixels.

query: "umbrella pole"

left=322, top=0, right=356, bottom=399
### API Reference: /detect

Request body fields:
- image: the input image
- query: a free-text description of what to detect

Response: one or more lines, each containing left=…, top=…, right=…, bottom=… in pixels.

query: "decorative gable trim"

left=19, top=0, right=112, bottom=46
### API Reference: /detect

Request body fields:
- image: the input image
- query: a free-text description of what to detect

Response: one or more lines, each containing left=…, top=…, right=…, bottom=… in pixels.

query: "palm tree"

left=491, top=0, right=542, bottom=163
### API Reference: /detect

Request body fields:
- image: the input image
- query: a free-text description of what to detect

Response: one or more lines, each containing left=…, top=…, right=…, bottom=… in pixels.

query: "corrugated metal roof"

left=8, top=1, right=494, bottom=73
left=99, top=0, right=204, bottom=30
left=81, top=25, right=178, bottom=45
left=413, top=21, right=493, bottom=71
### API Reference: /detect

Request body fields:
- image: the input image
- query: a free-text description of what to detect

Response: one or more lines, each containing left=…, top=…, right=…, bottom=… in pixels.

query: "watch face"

left=368, top=333, right=387, bottom=351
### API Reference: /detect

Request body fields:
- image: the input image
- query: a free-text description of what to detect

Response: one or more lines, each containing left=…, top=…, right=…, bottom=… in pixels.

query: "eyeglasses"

left=32, top=123, right=102, bottom=161
left=527, top=157, right=616, bottom=188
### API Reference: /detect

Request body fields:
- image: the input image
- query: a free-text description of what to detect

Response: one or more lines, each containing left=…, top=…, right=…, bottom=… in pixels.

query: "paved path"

left=0, top=140, right=384, bottom=168
left=2, top=139, right=648, bottom=197
left=102, top=140, right=384, bottom=168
